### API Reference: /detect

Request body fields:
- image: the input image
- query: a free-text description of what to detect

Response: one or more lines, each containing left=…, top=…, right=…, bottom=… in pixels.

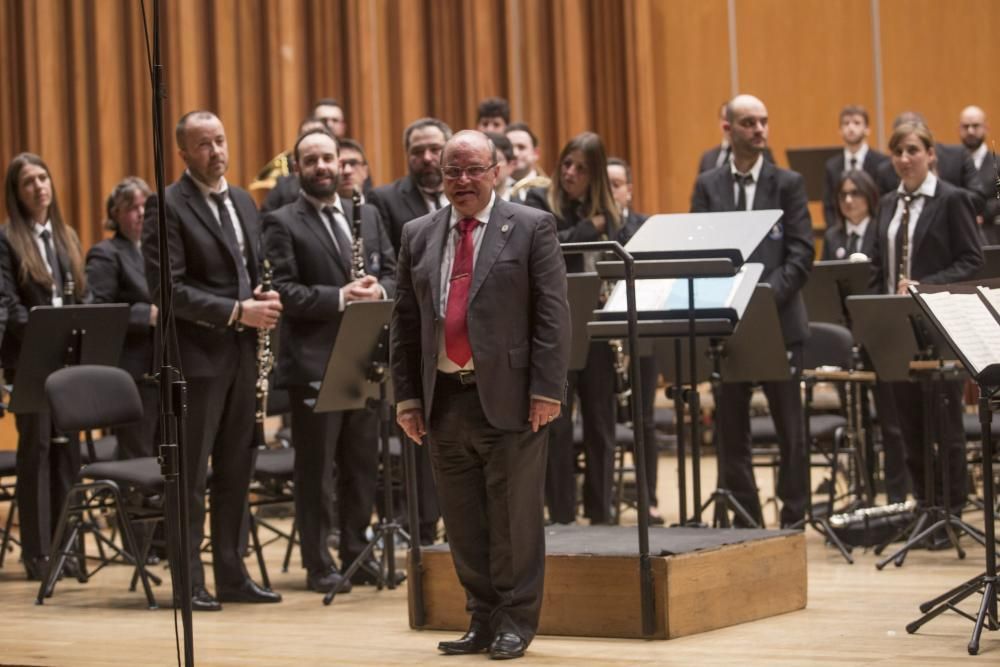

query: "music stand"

left=9, top=304, right=130, bottom=414
left=785, top=146, right=841, bottom=201
left=567, top=274, right=603, bottom=371
left=902, top=284, right=1000, bottom=654
left=975, top=246, right=1000, bottom=280
left=308, top=301, right=408, bottom=606
left=846, top=294, right=985, bottom=568
left=801, top=259, right=872, bottom=327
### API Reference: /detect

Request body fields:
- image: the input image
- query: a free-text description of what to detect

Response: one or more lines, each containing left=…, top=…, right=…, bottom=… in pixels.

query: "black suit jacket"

left=391, top=199, right=570, bottom=431
left=820, top=221, right=877, bottom=261
left=260, top=173, right=301, bottom=215
left=522, top=187, right=618, bottom=273
left=617, top=209, right=649, bottom=245
left=869, top=179, right=983, bottom=293
left=142, top=172, right=261, bottom=378
left=261, top=196, right=396, bottom=387
left=367, top=175, right=433, bottom=254
left=86, top=234, right=154, bottom=380
left=690, top=162, right=814, bottom=345
left=698, top=145, right=775, bottom=174
left=821, top=149, right=890, bottom=226
left=970, top=154, right=1000, bottom=243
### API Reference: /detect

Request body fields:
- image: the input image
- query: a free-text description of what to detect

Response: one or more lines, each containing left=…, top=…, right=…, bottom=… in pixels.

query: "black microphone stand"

left=144, top=0, right=194, bottom=663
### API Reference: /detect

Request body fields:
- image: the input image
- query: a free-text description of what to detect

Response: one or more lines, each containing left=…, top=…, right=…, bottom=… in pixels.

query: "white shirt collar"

left=186, top=169, right=228, bottom=197
left=33, top=220, right=53, bottom=237
left=844, top=143, right=869, bottom=167
left=449, top=191, right=496, bottom=228
left=731, top=153, right=764, bottom=181
left=302, top=191, right=343, bottom=215
left=971, top=142, right=989, bottom=170
left=845, top=215, right=870, bottom=237
left=897, top=171, right=937, bottom=198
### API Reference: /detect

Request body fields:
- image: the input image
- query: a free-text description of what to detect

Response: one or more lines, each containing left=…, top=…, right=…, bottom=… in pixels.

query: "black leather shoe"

left=217, top=579, right=282, bottom=604
left=438, top=627, right=492, bottom=655
left=349, top=558, right=407, bottom=586
left=190, top=585, right=222, bottom=612
left=306, top=567, right=352, bottom=594
left=490, top=633, right=527, bottom=660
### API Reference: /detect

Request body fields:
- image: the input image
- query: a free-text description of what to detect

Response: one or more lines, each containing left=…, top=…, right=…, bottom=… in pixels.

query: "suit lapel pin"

left=501, top=224, right=509, bottom=233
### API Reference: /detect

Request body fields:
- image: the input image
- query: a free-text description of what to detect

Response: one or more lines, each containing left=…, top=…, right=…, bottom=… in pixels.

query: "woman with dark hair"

left=525, top=132, right=622, bottom=525
left=821, top=170, right=880, bottom=261
left=871, top=121, right=982, bottom=521
left=0, top=152, right=87, bottom=579
left=86, top=177, right=158, bottom=461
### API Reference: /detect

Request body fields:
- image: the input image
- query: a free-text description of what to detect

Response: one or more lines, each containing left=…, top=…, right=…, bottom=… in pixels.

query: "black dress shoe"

left=190, top=585, right=222, bottom=612
left=437, top=627, right=492, bottom=655
left=490, top=633, right=527, bottom=660
left=349, top=558, right=407, bottom=586
left=217, top=579, right=282, bottom=604
left=306, top=567, right=352, bottom=594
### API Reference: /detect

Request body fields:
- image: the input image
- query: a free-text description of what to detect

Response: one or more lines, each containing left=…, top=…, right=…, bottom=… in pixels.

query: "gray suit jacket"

left=390, top=198, right=570, bottom=431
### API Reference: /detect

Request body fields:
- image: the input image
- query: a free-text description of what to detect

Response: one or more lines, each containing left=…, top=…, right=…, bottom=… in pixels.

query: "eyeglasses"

left=441, top=164, right=496, bottom=180
left=340, top=158, right=365, bottom=168
left=838, top=190, right=862, bottom=201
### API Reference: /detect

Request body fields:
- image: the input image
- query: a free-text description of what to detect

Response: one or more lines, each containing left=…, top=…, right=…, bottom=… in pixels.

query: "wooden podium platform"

left=409, top=525, right=807, bottom=639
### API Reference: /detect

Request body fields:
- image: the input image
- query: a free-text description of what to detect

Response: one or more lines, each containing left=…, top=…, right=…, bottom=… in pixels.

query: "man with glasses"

left=391, top=130, right=569, bottom=659
left=336, top=138, right=374, bottom=204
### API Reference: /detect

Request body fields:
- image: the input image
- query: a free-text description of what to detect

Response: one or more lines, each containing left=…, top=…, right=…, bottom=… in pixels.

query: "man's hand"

left=896, top=278, right=919, bottom=295
left=529, top=399, right=561, bottom=433
left=591, top=213, right=607, bottom=234
left=241, top=285, right=282, bottom=329
left=149, top=304, right=159, bottom=327
left=342, top=274, right=383, bottom=303
left=397, top=408, right=426, bottom=444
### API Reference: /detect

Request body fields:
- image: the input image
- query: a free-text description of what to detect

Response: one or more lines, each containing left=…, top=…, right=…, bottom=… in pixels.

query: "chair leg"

left=111, top=488, right=157, bottom=609
left=248, top=509, right=271, bottom=589
left=282, top=518, right=297, bottom=573
left=37, top=488, right=79, bottom=604
left=0, top=498, right=16, bottom=567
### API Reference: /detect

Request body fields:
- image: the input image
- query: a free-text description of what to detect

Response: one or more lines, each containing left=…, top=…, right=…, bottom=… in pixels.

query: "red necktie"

left=445, top=218, right=479, bottom=367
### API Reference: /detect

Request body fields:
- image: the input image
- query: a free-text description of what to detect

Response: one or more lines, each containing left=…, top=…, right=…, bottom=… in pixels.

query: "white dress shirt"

left=886, top=172, right=937, bottom=292
left=731, top=154, right=764, bottom=210
left=33, top=220, right=62, bottom=307
left=844, top=143, right=869, bottom=171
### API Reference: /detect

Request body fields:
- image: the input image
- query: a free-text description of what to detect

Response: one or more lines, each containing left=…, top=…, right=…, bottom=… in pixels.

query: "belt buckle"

left=455, top=370, right=475, bottom=386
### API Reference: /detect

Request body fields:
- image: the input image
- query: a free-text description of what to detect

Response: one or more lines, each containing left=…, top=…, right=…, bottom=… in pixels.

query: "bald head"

left=959, top=105, right=988, bottom=151
left=724, top=94, right=769, bottom=168
left=442, top=130, right=500, bottom=217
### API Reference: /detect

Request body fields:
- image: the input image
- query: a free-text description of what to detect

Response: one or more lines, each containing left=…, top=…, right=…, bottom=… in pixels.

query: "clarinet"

left=610, top=337, right=633, bottom=425
left=254, top=260, right=275, bottom=433
left=62, top=273, right=76, bottom=306
left=350, top=189, right=367, bottom=280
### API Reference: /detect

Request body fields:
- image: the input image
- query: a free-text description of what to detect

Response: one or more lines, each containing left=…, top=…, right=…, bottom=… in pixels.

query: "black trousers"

left=889, top=379, right=967, bottom=511
left=288, top=385, right=378, bottom=574
left=182, top=333, right=256, bottom=590
left=546, top=342, right=616, bottom=524
left=717, top=345, right=808, bottom=527
left=428, top=376, right=547, bottom=644
left=872, top=380, right=910, bottom=503
left=14, top=411, right=80, bottom=562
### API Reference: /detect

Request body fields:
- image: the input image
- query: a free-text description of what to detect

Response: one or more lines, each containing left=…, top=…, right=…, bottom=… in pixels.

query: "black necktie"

left=735, top=173, right=753, bottom=211
left=893, top=193, right=921, bottom=289
left=39, top=228, right=63, bottom=294
left=209, top=192, right=251, bottom=300
left=322, top=206, right=354, bottom=272
left=849, top=156, right=858, bottom=171
left=847, top=231, right=860, bottom=255
left=429, top=193, right=443, bottom=211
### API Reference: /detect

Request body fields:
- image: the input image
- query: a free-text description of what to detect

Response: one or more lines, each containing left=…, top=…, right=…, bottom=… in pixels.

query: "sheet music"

left=978, top=286, right=1000, bottom=323
left=921, top=291, right=1000, bottom=375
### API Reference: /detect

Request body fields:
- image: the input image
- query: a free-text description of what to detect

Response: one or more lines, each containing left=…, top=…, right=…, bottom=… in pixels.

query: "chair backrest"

left=45, top=365, right=143, bottom=433
left=802, top=322, right=854, bottom=370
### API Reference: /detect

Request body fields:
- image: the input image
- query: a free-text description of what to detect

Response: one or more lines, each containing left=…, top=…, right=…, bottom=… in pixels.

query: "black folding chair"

left=0, top=449, right=18, bottom=568
left=36, top=365, right=161, bottom=608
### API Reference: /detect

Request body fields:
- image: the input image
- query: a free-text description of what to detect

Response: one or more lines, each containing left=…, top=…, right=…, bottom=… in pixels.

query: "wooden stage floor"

left=0, top=453, right=997, bottom=666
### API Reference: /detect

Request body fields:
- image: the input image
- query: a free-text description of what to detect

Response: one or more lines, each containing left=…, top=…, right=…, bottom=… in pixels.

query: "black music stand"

left=308, top=301, right=407, bottom=606
left=651, top=283, right=790, bottom=528
left=846, top=295, right=986, bottom=568
left=9, top=304, right=130, bottom=414
left=567, top=273, right=603, bottom=371
left=903, top=285, right=1000, bottom=654
left=975, top=246, right=1000, bottom=280
left=801, top=259, right=872, bottom=327
left=597, top=209, right=782, bottom=528
left=786, top=146, right=841, bottom=202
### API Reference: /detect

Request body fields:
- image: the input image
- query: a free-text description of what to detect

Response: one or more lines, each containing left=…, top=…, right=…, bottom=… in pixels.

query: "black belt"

left=437, top=370, right=477, bottom=388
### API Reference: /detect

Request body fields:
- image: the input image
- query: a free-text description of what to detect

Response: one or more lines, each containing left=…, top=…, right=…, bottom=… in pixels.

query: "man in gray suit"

left=391, top=130, right=570, bottom=660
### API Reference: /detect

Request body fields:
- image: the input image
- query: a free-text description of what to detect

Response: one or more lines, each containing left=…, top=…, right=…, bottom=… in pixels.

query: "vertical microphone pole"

left=149, top=0, right=195, bottom=663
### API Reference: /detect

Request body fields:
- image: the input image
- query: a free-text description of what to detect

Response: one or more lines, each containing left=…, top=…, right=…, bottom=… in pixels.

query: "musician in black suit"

left=391, top=130, right=570, bottom=659
left=698, top=101, right=775, bottom=173
left=142, top=111, right=283, bottom=610
left=261, top=129, right=398, bottom=593
left=86, top=177, right=158, bottom=460
left=525, top=132, right=621, bottom=525
left=259, top=116, right=329, bottom=215
left=870, top=121, right=983, bottom=516
left=958, top=105, right=1000, bottom=244
left=367, top=117, right=452, bottom=544
left=505, top=122, right=547, bottom=202
left=608, top=157, right=664, bottom=524
left=822, top=170, right=910, bottom=502
left=821, top=106, right=890, bottom=227
left=691, top=95, right=813, bottom=527
left=0, top=153, right=84, bottom=580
